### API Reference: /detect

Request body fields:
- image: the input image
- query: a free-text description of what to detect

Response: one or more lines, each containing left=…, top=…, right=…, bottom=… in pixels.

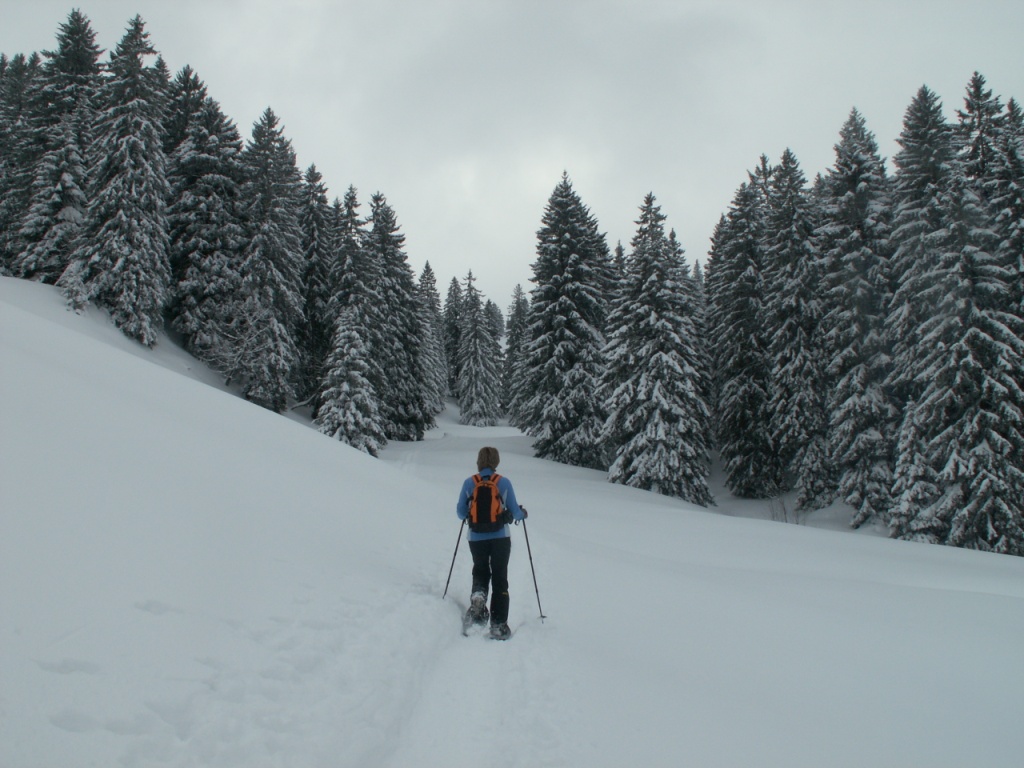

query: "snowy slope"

left=3, top=275, right=1024, bottom=768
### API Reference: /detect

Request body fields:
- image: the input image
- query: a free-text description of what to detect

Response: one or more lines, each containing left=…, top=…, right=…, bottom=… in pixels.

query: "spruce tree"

left=316, top=308, right=387, bottom=456
left=322, top=186, right=386, bottom=410
left=896, top=165, right=1024, bottom=553
left=688, top=254, right=713, bottom=424
left=31, top=9, right=102, bottom=133
left=163, top=65, right=207, bottom=158
left=990, top=98, right=1024, bottom=318
left=956, top=72, right=1005, bottom=202
left=703, top=215, right=728, bottom=428
left=483, top=296, right=506, bottom=391
left=167, top=94, right=248, bottom=369
left=0, top=53, right=43, bottom=275
left=230, top=107, right=305, bottom=411
left=887, top=84, right=1024, bottom=553
left=163, top=66, right=210, bottom=284
left=762, top=149, right=833, bottom=509
left=151, top=56, right=171, bottom=97
left=886, top=86, right=956, bottom=409
left=58, top=16, right=171, bottom=347
left=297, top=164, right=334, bottom=412
left=457, top=271, right=503, bottom=426
left=12, top=10, right=101, bottom=281
left=520, top=173, right=610, bottom=469
left=417, top=261, right=449, bottom=416
left=443, top=276, right=464, bottom=396
left=484, top=299, right=504, bottom=342
left=887, top=401, right=939, bottom=542
left=503, top=284, right=530, bottom=417
left=959, top=77, right=1024, bottom=326
left=818, top=109, right=897, bottom=527
left=329, top=185, right=374, bottom=318
left=706, top=179, right=778, bottom=497
left=14, top=105, right=90, bottom=281
left=601, top=194, right=713, bottom=505
left=612, top=241, right=627, bottom=281
left=885, top=86, right=957, bottom=528
left=364, top=192, right=432, bottom=440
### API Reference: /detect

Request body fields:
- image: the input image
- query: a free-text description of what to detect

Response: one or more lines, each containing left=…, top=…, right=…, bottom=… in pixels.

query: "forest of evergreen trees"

left=3, top=11, right=1023, bottom=557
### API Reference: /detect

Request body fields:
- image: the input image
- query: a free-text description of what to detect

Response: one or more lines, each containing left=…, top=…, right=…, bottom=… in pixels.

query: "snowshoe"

left=468, top=592, right=489, bottom=625
left=489, top=622, right=512, bottom=641
left=462, top=592, right=489, bottom=635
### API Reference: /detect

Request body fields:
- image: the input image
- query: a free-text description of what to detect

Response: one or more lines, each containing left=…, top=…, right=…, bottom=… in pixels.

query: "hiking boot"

left=489, top=622, right=511, bottom=641
left=468, top=592, right=489, bottom=624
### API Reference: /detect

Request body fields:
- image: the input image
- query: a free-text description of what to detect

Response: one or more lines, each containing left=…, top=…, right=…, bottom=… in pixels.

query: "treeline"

left=3, top=12, right=1024, bottom=556
left=0, top=12, right=447, bottom=448
left=705, top=76, right=1024, bottom=557
left=465, top=73, right=1024, bottom=558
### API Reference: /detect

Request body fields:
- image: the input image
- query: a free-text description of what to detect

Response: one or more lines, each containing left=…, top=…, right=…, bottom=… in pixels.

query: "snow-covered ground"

left=3, top=275, right=1024, bottom=768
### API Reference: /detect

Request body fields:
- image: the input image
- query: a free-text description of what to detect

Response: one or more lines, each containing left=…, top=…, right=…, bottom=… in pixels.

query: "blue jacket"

left=456, top=468, right=524, bottom=541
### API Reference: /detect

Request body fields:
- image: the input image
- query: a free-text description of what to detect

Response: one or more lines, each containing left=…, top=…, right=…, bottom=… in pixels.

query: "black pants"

left=469, top=537, right=511, bottom=624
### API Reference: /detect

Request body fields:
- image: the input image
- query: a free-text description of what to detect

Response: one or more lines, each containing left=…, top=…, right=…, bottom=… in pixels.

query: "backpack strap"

left=490, top=473, right=506, bottom=513
left=474, top=471, right=500, bottom=486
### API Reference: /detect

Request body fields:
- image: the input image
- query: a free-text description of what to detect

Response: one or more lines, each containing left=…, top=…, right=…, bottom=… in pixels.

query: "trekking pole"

left=521, top=518, right=547, bottom=621
left=442, top=519, right=465, bottom=600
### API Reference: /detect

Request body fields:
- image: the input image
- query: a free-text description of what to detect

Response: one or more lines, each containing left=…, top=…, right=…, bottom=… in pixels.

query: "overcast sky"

left=4, top=0, right=1024, bottom=305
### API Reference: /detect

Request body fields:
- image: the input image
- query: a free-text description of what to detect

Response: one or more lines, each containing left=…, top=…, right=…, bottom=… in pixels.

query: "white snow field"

left=3, top=274, right=1024, bottom=768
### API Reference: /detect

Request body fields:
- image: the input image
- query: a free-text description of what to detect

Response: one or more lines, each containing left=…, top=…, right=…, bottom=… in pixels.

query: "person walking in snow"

left=457, top=446, right=526, bottom=640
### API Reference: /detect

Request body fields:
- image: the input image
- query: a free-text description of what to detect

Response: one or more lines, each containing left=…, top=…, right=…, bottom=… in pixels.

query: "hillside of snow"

left=2, top=275, right=1024, bottom=768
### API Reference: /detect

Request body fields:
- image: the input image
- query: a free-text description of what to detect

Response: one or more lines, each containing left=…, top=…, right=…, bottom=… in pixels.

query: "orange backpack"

left=469, top=473, right=506, bottom=533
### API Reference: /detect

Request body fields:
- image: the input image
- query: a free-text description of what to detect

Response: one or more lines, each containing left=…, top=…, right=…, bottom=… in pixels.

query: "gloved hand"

left=520, top=507, right=528, bottom=519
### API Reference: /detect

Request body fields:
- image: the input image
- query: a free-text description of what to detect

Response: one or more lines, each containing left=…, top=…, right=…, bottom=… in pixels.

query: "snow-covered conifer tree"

left=162, top=66, right=211, bottom=286
left=706, top=179, right=779, bottom=497
left=895, top=165, right=1024, bottom=553
left=316, top=308, right=387, bottom=457
left=162, top=65, right=207, bottom=159
left=417, top=261, right=448, bottom=416
left=29, top=9, right=101, bottom=135
left=167, top=93, right=247, bottom=368
left=957, top=75, right=1024, bottom=325
left=230, top=107, right=305, bottom=411
left=503, top=284, right=530, bottom=417
left=688, top=254, right=713, bottom=420
left=956, top=72, right=1005, bottom=203
left=885, top=86, right=957, bottom=526
left=457, top=270, right=503, bottom=426
left=364, top=192, right=432, bottom=440
left=818, top=109, right=897, bottom=527
left=612, top=241, right=627, bottom=282
left=443, top=277, right=463, bottom=396
left=12, top=10, right=100, bottom=282
left=297, top=164, right=334, bottom=412
left=886, top=86, right=955, bottom=409
left=520, top=173, right=610, bottom=469
left=990, top=98, right=1024, bottom=318
left=58, top=16, right=171, bottom=347
left=484, top=299, right=504, bottom=343
left=484, top=296, right=506, bottom=390
left=761, top=149, right=834, bottom=510
left=887, top=401, right=939, bottom=541
left=0, top=53, right=43, bottom=274
left=329, top=185, right=374, bottom=318
left=14, top=106, right=90, bottom=281
left=601, top=193, right=713, bottom=505
left=320, top=186, right=385, bottom=408
left=886, top=84, right=1024, bottom=553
